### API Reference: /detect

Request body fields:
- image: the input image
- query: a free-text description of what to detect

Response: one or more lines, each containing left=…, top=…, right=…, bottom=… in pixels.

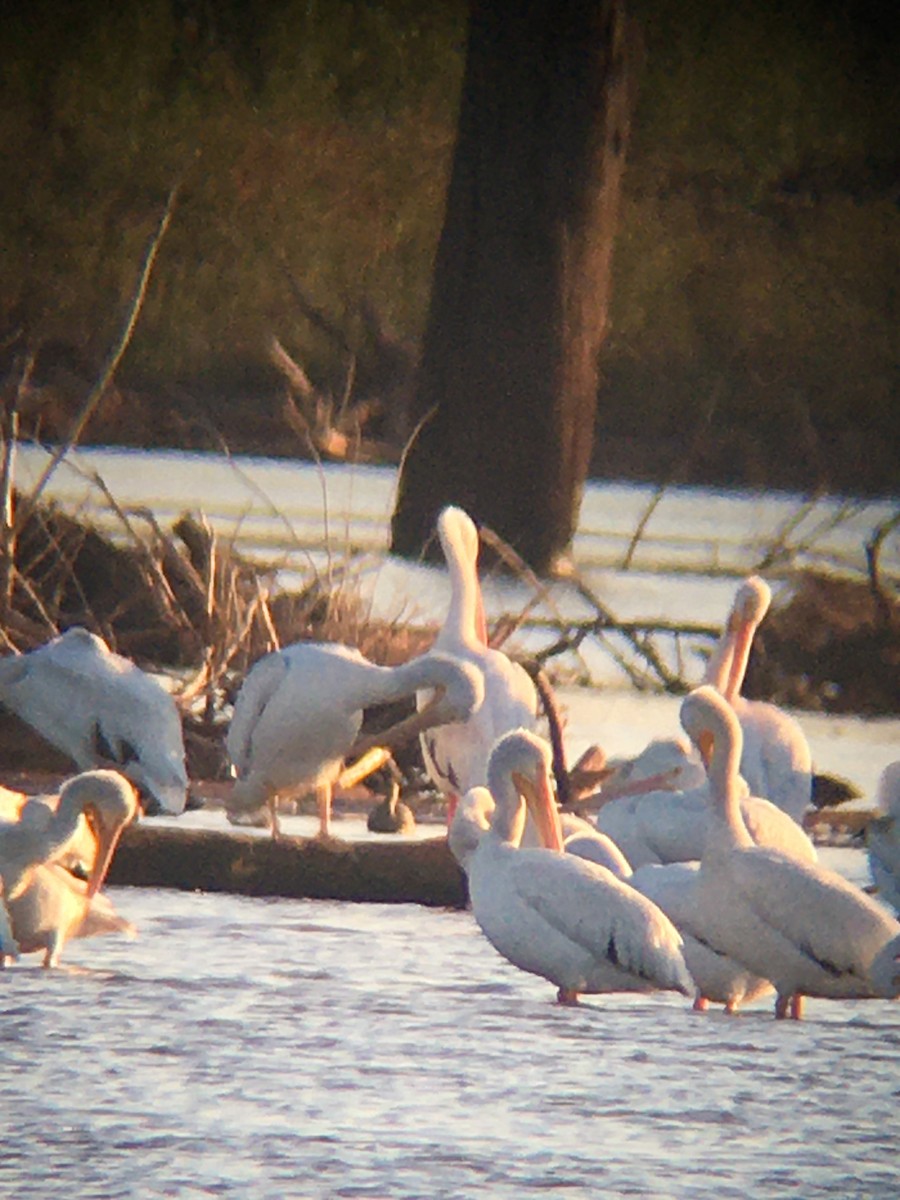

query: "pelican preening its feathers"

left=0, top=770, right=139, bottom=967
left=461, top=728, right=694, bottom=1004
left=225, top=641, right=484, bottom=838
left=0, top=509, right=892, bottom=1025
left=0, top=627, right=189, bottom=816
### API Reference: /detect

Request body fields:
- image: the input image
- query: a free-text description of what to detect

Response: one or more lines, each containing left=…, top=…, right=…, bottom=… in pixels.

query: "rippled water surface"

left=2, top=845, right=898, bottom=1200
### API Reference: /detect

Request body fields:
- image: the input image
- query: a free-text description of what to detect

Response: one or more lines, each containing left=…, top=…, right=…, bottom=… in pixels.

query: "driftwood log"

left=107, top=824, right=469, bottom=908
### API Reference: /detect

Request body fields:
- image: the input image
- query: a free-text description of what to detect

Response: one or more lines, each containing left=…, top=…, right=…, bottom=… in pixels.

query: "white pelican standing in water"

left=2, top=863, right=136, bottom=967
left=0, top=627, right=188, bottom=815
left=704, top=577, right=813, bottom=822
left=465, top=729, right=693, bottom=1004
left=680, top=686, right=900, bottom=1019
left=225, top=642, right=484, bottom=838
left=554, top=786, right=776, bottom=1013
left=421, top=507, right=539, bottom=820
left=628, top=861, right=775, bottom=1014
left=867, top=762, right=900, bottom=915
left=0, top=770, right=139, bottom=967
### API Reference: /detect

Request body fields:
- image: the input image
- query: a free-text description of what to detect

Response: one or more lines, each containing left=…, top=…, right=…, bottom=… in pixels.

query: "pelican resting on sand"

left=226, top=642, right=484, bottom=838
left=0, top=627, right=188, bottom=815
left=464, top=729, right=693, bottom=1004
left=0, top=770, right=139, bottom=967
left=678, top=686, right=900, bottom=1019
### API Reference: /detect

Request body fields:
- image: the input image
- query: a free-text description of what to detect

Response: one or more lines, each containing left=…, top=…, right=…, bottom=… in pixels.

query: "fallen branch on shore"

left=107, top=823, right=468, bottom=908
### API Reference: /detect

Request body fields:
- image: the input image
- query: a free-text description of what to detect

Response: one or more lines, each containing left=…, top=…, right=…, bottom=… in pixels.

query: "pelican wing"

left=726, top=848, right=900, bottom=980
left=0, top=629, right=187, bottom=812
left=509, top=850, right=692, bottom=992
left=226, top=651, right=290, bottom=775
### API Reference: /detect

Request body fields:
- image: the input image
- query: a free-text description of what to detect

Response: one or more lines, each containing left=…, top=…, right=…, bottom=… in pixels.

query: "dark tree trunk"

left=391, top=0, right=635, bottom=573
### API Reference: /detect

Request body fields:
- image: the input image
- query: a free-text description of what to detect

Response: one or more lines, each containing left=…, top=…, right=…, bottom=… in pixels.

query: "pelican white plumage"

left=0, top=770, right=139, bottom=967
left=680, top=686, right=900, bottom=1018
left=226, top=642, right=484, bottom=837
left=629, top=862, right=774, bottom=1013
left=2, top=863, right=136, bottom=967
left=422, top=507, right=539, bottom=815
left=585, top=769, right=817, bottom=870
left=0, top=627, right=188, bottom=815
left=867, top=761, right=900, bottom=915
left=0, top=770, right=138, bottom=898
left=704, top=577, right=813, bottom=822
left=598, top=737, right=707, bottom=801
left=0, top=784, right=98, bottom=878
left=465, top=729, right=693, bottom=1003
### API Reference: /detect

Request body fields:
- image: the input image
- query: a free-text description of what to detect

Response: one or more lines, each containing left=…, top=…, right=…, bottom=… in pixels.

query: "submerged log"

left=106, top=824, right=469, bottom=908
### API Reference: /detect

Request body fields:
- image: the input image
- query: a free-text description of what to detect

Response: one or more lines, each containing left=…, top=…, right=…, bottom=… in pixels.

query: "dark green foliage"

left=1, top=0, right=896, bottom=491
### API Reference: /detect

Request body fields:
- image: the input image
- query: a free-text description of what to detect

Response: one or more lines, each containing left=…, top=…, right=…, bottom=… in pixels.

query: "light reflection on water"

left=2, top=855, right=898, bottom=1200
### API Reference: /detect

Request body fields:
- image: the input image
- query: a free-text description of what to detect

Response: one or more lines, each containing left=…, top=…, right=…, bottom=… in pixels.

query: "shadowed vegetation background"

left=1, top=0, right=896, bottom=492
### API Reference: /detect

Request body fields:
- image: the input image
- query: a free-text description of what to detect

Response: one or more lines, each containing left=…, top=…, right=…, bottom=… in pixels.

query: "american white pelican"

left=867, top=761, right=900, bottom=915
left=0, top=627, right=188, bottom=815
left=629, top=862, right=774, bottom=1013
left=0, top=770, right=138, bottom=967
left=0, top=770, right=138, bottom=900
left=584, top=770, right=817, bottom=870
left=680, top=686, right=900, bottom=1018
left=225, top=642, right=484, bottom=837
left=597, top=737, right=707, bottom=801
left=422, top=507, right=539, bottom=817
left=450, top=784, right=633, bottom=879
left=2, top=862, right=136, bottom=968
left=705, top=577, right=812, bottom=822
left=558, top=800, right=774, bottom=1011
left=0, top=785, right=98, bottom=877
left=465, top=729, right=693, bottom=1003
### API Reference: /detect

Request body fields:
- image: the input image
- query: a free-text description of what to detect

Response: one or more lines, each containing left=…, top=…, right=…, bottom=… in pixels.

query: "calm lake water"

left=3, top=445, right=899, bottom=1197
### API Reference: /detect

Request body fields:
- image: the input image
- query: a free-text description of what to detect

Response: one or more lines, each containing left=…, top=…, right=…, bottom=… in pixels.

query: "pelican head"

left=488, top=728, right=563, bottom=851
left=679, top=685, right=743, bottom=776
left=436, top=506, right=488, bottom=646
left=59, top=770, right=139, bottom=898
left=731, top=576, right=772, bottom=631
left=348, top=654, right=485, bottom=759
left=438, top=506, right=480, bottom=566
left=721, top=576, right=772, bottom=703
left=592, top=736, right=705, bottom=805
